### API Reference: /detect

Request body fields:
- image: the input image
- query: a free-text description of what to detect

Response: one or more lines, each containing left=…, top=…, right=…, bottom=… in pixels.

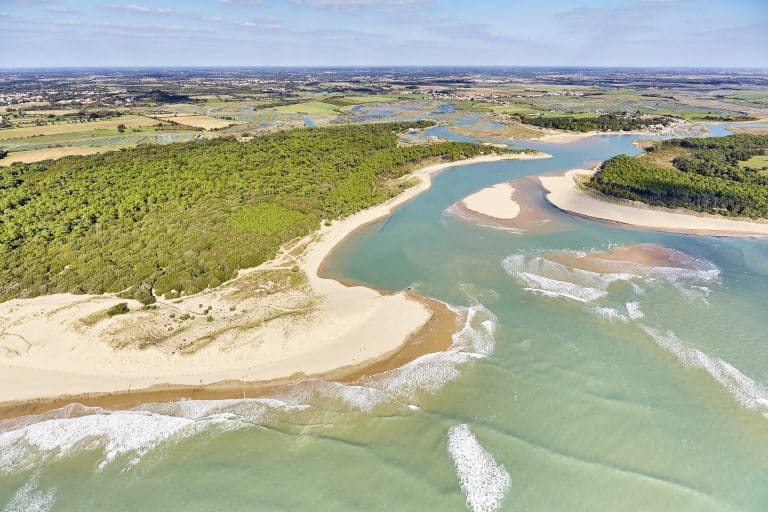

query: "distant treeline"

left=589, top=134, right=768, bottom=218
left=519, top=113, right=675, bottom=132
left=0, top=121, right=514, bottom=302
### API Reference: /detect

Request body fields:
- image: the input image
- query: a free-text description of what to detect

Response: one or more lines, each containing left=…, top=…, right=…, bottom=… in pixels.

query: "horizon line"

left=1, top=65, right=768, bottom=72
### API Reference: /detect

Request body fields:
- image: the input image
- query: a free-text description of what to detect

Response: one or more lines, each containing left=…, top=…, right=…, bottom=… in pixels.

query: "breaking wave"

left=448, top=424, right=511, bottom=512
left=1, top=473, right=55, bottom=512
left=0, top=303, right=499, bottom=476
left=502, top=253, right=635, bottom=303
left=640, top=326, right=768, bottom=420
left=502, top=248, right=720, bottom=305
left=502, top=245, right=768, bottom=423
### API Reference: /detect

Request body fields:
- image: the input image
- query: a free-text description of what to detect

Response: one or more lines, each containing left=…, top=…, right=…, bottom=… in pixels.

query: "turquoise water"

left=3, top=130, right=768, bottom=511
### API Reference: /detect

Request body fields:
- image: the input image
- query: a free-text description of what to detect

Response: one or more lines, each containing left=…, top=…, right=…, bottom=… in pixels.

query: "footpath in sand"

left=0, top=152, right=547, bottom=411
left=540, top=169, right=768, bottom=237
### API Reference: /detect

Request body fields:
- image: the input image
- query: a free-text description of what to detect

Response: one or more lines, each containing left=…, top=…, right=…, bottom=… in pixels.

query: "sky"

left=0, top=0, right=766, bottom=68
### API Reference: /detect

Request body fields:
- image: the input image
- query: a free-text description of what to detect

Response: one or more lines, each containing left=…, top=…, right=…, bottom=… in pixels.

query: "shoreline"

left=0, top=152, right=545, bottom=418
left=540, top=168, right=768, bottom=237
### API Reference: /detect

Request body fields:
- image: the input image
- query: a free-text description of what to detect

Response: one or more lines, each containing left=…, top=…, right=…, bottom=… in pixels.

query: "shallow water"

left=3, top=127, right=768, bottom=511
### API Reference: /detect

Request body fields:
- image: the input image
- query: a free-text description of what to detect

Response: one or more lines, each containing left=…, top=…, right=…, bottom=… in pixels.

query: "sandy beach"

left=537, top=130, right=604, bottom=143
left=0, top=152, right=543, bottom=411
left=541, top=169, right=768, bottom=236
left=460, top=183, right=520, bottom=220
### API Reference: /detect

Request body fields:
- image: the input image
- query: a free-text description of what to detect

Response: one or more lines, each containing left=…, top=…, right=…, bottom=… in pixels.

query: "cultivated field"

left=156, top=115, right=234, bottom=130
left=0, top=115, right=159, bottom=140
left=273, top=101, right=342, bottom=115
left=0, top=146, right=120, bottom=166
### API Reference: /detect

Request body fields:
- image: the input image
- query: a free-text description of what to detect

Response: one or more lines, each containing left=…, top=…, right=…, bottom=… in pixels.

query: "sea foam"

left=502, top=250, right=720, bottom=305
left=0, top=401, right=284, bottom=475
left=641, top=326, right=768, bottom=420
left=1, top=473, right=55, bottom=512
left=0, top=302, right=500, bottom=475
left=447, top=424, right=511, bottom=512
left=502, top=254, right=634, bottom=303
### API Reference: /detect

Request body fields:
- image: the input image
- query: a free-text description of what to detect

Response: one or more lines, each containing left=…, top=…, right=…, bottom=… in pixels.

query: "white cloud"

left=219, top=0, right=265, bottom=5
left=102, top=4, right=175, bottom=14
left=291, top=0, right=429, bottom=10
left=45, top=6, right=79, bottom=13
left=234, top=18, right=284, bottom=30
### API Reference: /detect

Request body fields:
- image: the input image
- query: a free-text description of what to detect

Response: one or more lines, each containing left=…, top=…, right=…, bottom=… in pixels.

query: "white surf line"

left=447, top=424, right=511, bottom=512
left=640, top=325, right=768, bottom=421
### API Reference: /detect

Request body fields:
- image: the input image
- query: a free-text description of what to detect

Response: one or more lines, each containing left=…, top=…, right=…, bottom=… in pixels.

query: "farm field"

left=0, top=114, right=159, bottom=140
left=155, top=114, right=234, bottom=130
left=0, top=146, right=120, bottom=166
left=272, top=101, right=343, bottom=115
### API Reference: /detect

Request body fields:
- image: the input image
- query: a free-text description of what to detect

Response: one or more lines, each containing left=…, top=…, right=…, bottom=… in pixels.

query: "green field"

left=0, top=115, right=159, bottom=140
left=456, top=101, right=543, bottom=115
left=725, top=91, right=768, bottom=106
left=0, top=122, right=512, bottom=302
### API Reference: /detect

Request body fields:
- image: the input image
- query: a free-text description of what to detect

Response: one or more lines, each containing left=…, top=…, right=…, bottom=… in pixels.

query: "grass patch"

left=724, top=92, right=768, bottom=106
left=739, top=154, right=768, bottom=171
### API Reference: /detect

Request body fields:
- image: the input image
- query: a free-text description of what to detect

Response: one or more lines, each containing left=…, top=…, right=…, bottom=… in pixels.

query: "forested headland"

left=519, top=112, right=676, bottom=132
left=0, top=121, right=517, bottom=302
left=588, top=134, right=768, bottom=217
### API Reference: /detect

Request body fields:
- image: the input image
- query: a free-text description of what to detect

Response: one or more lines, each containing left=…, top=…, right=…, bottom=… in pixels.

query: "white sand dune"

left=0, top=153, right=542, bottom=405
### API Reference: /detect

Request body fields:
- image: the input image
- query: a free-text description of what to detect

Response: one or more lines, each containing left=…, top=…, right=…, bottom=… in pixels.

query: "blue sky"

left=1, top=0, right=766, bottom=68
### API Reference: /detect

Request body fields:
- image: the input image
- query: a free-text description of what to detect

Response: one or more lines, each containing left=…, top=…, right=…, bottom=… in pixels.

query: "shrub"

left=107, top=302, right=130, bottom=316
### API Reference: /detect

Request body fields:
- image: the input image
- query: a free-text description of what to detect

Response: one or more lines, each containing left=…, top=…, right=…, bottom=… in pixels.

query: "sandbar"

left=541, top=169, right=768, bottom=237
left=460, top=183, right=520, bottom=220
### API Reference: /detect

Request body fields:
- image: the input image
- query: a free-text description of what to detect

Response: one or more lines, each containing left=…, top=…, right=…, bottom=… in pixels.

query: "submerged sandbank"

left=0, top=152, right=542, bottom=415
left=542, top=243, right=714, bottom=275
left=541, top=169, right=768, bottom=237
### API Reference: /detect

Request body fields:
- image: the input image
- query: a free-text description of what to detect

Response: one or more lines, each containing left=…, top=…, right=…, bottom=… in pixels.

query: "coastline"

left=0, top=152, right=544, bottom=417
left=540, top=168, right=768, bottom=237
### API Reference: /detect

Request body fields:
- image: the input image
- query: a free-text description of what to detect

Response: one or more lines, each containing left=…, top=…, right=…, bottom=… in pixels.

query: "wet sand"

left=0, top=293, right=456, bottom=420
left=544, top=243, right=711, bottom=274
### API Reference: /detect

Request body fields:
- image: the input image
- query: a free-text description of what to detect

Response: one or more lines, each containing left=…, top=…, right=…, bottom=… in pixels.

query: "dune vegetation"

left=0, top=121, right=512, bottom=302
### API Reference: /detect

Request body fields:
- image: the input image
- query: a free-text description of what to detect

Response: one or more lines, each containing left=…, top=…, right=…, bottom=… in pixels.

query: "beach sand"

left=541, top=169, right=768, bottom=237
left=460, top=183, right=520, bottom=220
left=0, top=152, right=543, bottom=414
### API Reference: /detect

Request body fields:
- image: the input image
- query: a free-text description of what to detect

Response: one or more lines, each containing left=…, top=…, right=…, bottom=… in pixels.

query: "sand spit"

left=0, top=153, right=542, bottom=413
left=541, top=169, right=768, bottom=237
left=450, top=175, right=570, bottom=234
